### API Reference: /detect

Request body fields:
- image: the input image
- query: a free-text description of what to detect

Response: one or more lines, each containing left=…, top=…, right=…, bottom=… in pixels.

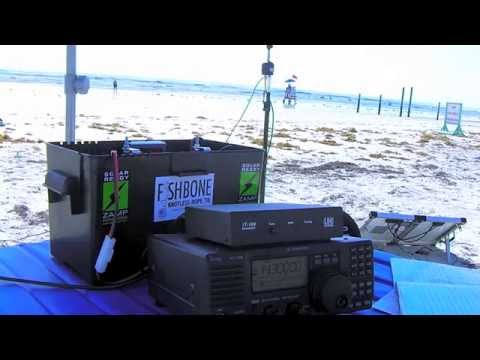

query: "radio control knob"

left=309, top=270, right=352, bottom=314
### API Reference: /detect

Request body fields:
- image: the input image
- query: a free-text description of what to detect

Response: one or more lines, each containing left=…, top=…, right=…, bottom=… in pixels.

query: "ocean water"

left=1, top=68, right=479, bottom=121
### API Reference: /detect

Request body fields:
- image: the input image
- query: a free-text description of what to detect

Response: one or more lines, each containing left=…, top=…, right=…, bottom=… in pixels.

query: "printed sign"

left=154, top=173, right=215, bottom=222
left=445, top=102, right=462, bottom=125
left=441, top=102, right=465, bottom=136
left=239, top=163, right=261, bottom=202
left=102, top=170, right=129, bottom=225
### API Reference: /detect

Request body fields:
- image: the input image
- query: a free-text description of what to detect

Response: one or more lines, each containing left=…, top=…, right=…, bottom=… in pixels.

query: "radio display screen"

left=251, top=256, right=308, bottom=293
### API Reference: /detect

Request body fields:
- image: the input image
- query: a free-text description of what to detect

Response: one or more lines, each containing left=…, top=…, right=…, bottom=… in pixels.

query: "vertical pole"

left=399, top=87, right=405, bottom=117
left=436, top=102, right=441, bottom=120
left=260, top=46, right=273, bottom=204
left=446, top=236, right=451, bottom=264
left=65, top=45, right=76, bottom=143
left=356, top=93, right=361, bottom=113
left=378, top=94, right=382, bottom=115
left=407, top=87, right=413, bottom=117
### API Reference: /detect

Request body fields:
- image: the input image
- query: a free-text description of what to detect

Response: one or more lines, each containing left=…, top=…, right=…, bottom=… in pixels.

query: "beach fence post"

left=399, top=87, right=405, bottom=117
left=436, top=102, right=441, bottom=120
left=407, top=87, right=413, bottom=117
left=65, top=45, right=90, bottom=144
left=356, top=94, right=361, bottom=113
left=378, top=94, right=382, bottom=115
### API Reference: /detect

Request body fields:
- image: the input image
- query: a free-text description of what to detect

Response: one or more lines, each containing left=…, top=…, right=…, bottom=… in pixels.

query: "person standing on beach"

left=283, top=84, right=292, bottom=105
left=113, top=79, right=118, bottom=95
left=283, top=83, right=296, bottom=106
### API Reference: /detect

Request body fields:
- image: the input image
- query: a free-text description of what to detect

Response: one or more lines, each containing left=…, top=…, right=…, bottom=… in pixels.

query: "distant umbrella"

left=285, top=79, right=296, bottom=83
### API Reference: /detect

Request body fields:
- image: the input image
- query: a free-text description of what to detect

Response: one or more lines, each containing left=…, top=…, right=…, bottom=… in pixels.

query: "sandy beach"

left=1, top=82, right=479, bottom=266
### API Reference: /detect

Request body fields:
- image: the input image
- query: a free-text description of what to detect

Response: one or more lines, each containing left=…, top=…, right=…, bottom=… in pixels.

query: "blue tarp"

left=388, top=258, right=480, bottom=315
left=0, top=240, right=395, bottom=315
left=373, top=289, right=401, bottom=315
left=391, top=257, right=480, bottom=286
left=396, top=282, right=480, bottom=315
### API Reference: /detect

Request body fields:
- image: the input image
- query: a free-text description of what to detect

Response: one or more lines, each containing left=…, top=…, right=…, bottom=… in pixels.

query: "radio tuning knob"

left=309, top=270, right=352, bottom=314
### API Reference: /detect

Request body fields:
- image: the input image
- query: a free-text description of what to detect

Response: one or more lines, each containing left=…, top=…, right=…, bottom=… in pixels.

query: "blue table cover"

left=0, top=240, right=395, bottom=315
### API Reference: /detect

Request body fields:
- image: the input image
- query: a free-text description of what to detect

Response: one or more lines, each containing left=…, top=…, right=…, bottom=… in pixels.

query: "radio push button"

left=268, top=222, right=278, bottom=234
left=331, top=256, right=338, bottom=264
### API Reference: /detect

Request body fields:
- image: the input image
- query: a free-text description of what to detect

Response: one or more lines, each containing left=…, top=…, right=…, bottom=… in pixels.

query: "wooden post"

left=436, top=102, right=441, bottom=120
left=407, top=87, right=413, bottom=117
left=378, top=94, right=382, bottom=115
left=356, top=93, right=361, bottom=113
left=399, top=87, right=405, bottom=117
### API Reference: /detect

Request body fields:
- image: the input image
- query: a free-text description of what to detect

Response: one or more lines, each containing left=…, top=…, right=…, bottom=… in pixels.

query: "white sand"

left=1, top=82, right=479, bottom=266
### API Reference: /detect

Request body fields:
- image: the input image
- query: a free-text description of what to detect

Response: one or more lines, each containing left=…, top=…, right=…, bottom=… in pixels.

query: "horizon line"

left=0, top=67, right=478, bottom=111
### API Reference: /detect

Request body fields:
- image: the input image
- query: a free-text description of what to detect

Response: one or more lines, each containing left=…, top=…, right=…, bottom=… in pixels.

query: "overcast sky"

left=0, top=45, right=479, bottom=107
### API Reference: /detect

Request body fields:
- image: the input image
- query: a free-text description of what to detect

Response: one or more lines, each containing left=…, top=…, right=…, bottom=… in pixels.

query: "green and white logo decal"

left=239, top=163, right=260, bottom=202
left=102, top=170, right=129, bottom=225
